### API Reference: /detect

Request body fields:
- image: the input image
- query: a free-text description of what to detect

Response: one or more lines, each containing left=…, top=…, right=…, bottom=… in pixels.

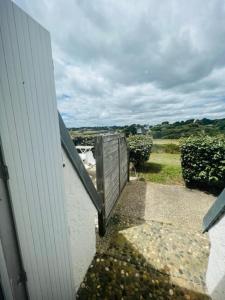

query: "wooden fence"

left=95, top=134, right=129, bottom=235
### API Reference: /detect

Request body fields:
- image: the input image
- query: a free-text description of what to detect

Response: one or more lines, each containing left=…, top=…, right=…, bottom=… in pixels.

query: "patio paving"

left=77, top=180, right=215, bottom=299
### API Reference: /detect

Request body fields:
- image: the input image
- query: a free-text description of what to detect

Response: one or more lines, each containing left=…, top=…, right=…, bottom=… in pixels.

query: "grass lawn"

left=138, top=153, right=184, bottom=185
left=153, top=139, right=180, bottom=145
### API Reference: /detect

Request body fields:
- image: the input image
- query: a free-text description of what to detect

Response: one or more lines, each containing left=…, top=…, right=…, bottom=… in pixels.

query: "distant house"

left=136, top=126, right=148, bottom=135
left=137, top=127, right=144, bottom=134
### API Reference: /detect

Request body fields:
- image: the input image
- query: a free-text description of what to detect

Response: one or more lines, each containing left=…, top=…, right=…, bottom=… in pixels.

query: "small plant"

left=127, top=135, right=153, bottom=166
left=180, top=135, right=225, bottom=192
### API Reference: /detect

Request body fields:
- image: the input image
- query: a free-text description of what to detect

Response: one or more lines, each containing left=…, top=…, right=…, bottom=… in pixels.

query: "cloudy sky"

left=15, top=0, right=225, bottom=127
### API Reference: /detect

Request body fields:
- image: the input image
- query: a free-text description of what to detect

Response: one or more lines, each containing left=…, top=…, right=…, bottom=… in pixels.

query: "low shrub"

left=127, top=135, right=153, bottom=166
left=180, top=135, right=225, bottom=192
left=73, top=135, right=96, bottom=147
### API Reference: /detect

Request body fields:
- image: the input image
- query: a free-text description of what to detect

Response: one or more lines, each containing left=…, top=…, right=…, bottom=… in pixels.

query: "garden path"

left=77, top=180, right=215, bottom=299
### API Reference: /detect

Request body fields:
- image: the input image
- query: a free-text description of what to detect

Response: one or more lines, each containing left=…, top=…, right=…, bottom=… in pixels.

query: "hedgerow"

left=180, top=135, right=225, bottom=191
left=73, top=135, right=96, bottom=147
left=127, top=135, right=153, bottom=166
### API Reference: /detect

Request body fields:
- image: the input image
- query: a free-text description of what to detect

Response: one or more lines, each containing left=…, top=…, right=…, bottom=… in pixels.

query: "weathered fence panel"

left=96, top=134, right=129, bottom=235
left=119, top=136, right=129, bottom=192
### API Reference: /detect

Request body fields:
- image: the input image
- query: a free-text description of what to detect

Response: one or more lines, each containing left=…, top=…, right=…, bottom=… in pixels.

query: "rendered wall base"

left=62, top=148, right=97, bottom=291
left=206, top=214, right=225, bottom=300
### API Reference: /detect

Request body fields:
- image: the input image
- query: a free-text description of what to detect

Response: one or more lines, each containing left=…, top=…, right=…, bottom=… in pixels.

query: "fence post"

left=118, top=136, right=121, bottom=193
left=95, top=136, right=106, bottom=236
left=127, top=140, right=130, bottom=182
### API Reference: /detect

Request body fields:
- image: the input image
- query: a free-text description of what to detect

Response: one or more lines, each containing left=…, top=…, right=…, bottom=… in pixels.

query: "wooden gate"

left=95, top=134, right=129, bottom=235
left=0, top=1, right=74, bottom=298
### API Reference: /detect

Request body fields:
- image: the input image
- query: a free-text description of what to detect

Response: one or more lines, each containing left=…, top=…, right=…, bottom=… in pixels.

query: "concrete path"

left=144, top=182, right=215, bottom=232
left=77, top=180, right=215, bottom=299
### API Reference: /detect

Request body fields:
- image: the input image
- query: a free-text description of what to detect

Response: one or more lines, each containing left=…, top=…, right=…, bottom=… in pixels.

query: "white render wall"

left=62, top=148, right=97, bottom=291
left=206, top=214, right=225, bottom=299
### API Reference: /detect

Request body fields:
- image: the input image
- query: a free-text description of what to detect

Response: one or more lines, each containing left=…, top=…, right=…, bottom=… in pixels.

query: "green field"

left=69, top=129, right=106, bottom=139
left=138, top=140, right=184, bottom=185
left=153, top=139, right=180, bottom=145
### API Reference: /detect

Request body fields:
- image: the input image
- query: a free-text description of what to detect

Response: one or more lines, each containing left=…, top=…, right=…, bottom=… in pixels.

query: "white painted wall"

left=206, top=214, right=225, bottom=300
left=62, top=148, right=97, bottom=291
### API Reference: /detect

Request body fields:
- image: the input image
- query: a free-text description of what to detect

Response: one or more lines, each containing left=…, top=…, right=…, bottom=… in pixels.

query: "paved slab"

left=144, top=182, right=215, bottom=232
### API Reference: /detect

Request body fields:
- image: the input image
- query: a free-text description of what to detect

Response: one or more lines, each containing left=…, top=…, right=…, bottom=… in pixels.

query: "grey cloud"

left=15, top=0, right=225, bottom=126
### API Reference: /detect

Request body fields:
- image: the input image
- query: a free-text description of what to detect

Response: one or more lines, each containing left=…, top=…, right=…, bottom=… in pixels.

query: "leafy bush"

left=73, top=135, right=96, bottom=147
left=180, top=135, right=225, bottom=191
left=127, top=135, right=153, bottom=166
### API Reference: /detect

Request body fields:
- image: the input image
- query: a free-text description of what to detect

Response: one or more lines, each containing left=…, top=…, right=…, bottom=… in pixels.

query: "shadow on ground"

left=77, top=181, right=211, bottom=300
left=185, top=181, right=222, bottom=197
left=77, top=235, right=209, bottom=299
left=137, top=162, right=162, bottom=174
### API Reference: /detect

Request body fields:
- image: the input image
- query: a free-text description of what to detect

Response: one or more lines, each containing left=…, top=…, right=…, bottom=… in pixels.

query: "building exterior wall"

left=62, top=148, right=97, bottom=291
left=206, top=214, right=225, bottom=299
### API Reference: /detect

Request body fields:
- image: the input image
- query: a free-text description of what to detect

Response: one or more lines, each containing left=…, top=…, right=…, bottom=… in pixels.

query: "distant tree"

left=123, top=124, right=137, bottom=137
left=201, top=118, right=213, bottom=125
left=184, top=119, right=194, bottom=124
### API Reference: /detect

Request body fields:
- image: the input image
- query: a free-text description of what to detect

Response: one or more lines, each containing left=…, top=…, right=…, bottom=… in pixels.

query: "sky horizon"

left=15, top=0, right=225, bottom=127
left=66, top=116, right=225, bottom=129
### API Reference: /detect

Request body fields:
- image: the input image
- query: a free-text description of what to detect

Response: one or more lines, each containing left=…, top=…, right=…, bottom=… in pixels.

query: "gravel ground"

left=77, top=181, right=215, bottom=300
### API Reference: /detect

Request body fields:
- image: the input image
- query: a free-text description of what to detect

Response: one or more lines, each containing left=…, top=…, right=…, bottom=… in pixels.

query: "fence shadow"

left=96, top=180, right=147, bottom=254
left=111, top=180, right=147, bottom=227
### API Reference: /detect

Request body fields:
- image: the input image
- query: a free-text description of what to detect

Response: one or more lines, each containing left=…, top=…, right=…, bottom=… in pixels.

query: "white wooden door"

left=0, top=141, right=28, bottom=300
left=0, top=0, right=74, bottom=299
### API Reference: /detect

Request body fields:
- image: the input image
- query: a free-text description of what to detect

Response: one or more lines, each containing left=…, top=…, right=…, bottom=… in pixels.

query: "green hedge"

left=180, top=135, right=225, bottom=191
left=127, top=135, right=153, bottom=166
left=73, top=135, right=96, bottom=147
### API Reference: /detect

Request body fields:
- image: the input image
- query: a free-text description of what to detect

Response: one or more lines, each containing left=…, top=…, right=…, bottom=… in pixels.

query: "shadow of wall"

left=78, top=232, right=210, bottom=300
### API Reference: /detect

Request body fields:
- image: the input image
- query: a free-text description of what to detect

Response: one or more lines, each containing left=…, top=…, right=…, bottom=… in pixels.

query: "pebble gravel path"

left=77, top=181, right=214, bottom=299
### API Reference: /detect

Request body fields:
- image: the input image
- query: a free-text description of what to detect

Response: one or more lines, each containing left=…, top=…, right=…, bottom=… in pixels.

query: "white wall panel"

left=206, top=215, right=225, bottom=299
left=62, top=149, right=97, bottom=291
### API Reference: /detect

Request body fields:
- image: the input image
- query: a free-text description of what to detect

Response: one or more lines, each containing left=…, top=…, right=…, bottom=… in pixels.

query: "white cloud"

left=15, top=0, right=225, bottom=126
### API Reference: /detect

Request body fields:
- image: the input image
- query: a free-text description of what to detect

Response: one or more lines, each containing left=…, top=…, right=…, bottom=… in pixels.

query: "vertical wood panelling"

left=0, top=0, right=74, bottom=299
left=96, top=134, right=128, bottom=234
left=27, top=16, right=63, bottom=299
left=0, top=241, right=14, bottom=300
left=0, top=2, right=42, bottom=298
left=119, top=136, right=128, bottom=191
left=11, top=5, right=54, bottom=299
left=42, top=24, right=74, bottom=297
left=37, top=22, right=73, bottom=298
left=0, top=137, right=27, bottom=299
